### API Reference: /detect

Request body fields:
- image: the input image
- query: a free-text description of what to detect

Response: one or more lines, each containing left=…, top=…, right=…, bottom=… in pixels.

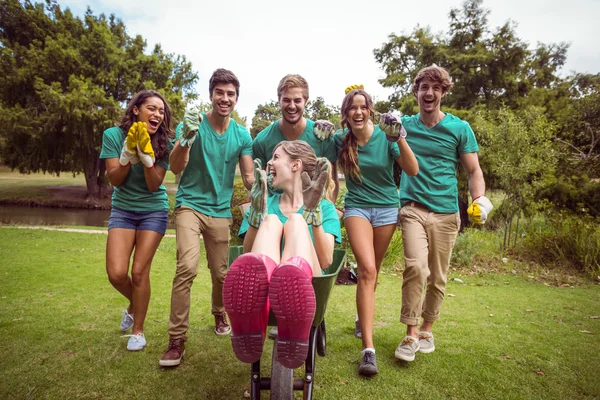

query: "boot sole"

left=223, top=254, right=270, bottom=363
left=269, top=262, right=316, bottom=369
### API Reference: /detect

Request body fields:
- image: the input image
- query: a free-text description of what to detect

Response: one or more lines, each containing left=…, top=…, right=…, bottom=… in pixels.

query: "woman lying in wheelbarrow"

left=223, top=140, right=341, bottom=369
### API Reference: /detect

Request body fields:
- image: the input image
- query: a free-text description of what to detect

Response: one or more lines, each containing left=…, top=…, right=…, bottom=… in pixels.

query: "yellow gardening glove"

left=119, top=125, right=140, bottom=166
left=132, top=122, right=155, bottom=168
left=345, top=84, right=364, bottom=95
left=467, top=195, right=494, bottom=225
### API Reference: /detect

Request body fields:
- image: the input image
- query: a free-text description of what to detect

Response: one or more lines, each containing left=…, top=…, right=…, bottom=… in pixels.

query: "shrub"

left=521, top=212, right=600, bottom=278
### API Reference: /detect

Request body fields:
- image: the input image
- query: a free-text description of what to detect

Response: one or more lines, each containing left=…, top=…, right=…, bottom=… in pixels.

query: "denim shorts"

left=108, top=207, right=169, bottom=235
left=343, top=207, right=398, bottom=227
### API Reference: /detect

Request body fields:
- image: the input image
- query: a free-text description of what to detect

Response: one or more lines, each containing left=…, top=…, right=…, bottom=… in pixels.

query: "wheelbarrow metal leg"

left=302, top=325, right=318, bottom=399
left=251, top=360, right=261, bottom=400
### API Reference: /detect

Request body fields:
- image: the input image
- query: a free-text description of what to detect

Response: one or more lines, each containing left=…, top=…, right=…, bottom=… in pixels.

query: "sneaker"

left=120, top=309, right=134, bottom=331
left=418, top=331, right=435, bottom=353
left=355, top=319, right=362, bottom=339
left=270, top=256, right=316, bottom=369
left=223, top=253, right=277, bottom=363
left=395, top=335, right=420, bottom=361
left=359, top=350, right=378, bottom=376
left=215, top=313, right=231, bottom=336
left=123, top=332, right=146, bottom=351
left=159, top=338, right=185, bottom=367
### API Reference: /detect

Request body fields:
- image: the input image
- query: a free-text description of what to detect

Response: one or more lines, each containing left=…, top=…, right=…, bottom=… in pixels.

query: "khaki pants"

left=399, top=205, right=460, bottom=326
left=168, top=206, right=231, bottom=340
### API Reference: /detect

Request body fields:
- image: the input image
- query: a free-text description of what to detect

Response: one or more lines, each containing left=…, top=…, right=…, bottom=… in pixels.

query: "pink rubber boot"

left=223, top=252, right=277, bottom=363
left=269, top=256, right=316, bottom=369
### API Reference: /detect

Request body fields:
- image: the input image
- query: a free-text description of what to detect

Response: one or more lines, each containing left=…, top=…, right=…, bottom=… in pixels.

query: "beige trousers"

left=168, top=206, right=231, bottom=340
left=399, top=204, right=460, bottom=326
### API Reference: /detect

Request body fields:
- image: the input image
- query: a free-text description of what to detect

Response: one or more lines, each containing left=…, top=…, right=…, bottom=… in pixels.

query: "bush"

left=451, top=227, right=503, bottom=268
left=229, top=179, right=248, bottom=246
left=521, top=212, right=600, bottom=278
left=536, top=175, right=600, bottom=217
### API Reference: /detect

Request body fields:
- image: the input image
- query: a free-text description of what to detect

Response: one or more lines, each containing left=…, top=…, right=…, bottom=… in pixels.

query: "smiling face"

left=133, top=96, right=165, bottom=134
left=279, top=87, right=306, bottom=125
left=267, top=146, right=299, bottom=188
left=210, top=83, right=238, bottom=118
left=416, top=78, right=446, bottom=114
left=347, top=94, right=370, bottom=131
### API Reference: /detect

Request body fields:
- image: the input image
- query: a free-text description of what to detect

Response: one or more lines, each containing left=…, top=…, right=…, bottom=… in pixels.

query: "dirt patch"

left=336, top=267, right=357, bottom=285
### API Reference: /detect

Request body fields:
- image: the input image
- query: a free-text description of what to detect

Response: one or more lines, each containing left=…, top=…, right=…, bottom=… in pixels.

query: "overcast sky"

left=59, top=0, right=600, bottom=126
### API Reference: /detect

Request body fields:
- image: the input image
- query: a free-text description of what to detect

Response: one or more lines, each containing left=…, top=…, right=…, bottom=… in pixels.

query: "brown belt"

left=406, top=201, right=429, bottom=211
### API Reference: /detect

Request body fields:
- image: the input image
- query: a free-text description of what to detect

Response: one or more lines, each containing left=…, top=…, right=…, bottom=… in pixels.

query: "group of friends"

left=99, top=65, right=493, bottom=377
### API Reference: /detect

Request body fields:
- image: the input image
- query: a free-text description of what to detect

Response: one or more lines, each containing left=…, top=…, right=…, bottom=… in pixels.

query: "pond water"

left=0, top=205, right=111, bottom=227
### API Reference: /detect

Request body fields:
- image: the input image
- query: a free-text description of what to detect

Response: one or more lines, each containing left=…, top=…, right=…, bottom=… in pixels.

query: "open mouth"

left=148, top=119, right=160, bottom=130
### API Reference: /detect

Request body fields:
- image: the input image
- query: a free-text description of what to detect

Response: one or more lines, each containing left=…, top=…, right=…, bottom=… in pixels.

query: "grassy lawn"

left=0, top=228, right=598, bottom=399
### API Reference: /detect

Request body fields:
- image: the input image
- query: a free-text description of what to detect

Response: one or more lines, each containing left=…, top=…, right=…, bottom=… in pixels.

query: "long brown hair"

left=273, top=140, right=335, bottom=202
left=338, top=89, right=375, bottom=183
left=118, top=90, right=173, bottom=162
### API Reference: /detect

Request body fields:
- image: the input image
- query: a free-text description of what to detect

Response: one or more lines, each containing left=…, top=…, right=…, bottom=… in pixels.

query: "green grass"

left=1, top=228, right=599, bottom=399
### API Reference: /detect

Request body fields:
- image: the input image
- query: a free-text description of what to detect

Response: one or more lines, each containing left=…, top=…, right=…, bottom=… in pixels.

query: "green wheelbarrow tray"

left=227, top=246, right=346, bottom=327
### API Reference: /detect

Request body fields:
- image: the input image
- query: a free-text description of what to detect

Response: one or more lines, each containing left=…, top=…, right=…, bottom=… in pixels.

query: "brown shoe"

left=215, top=313, right=231, bottom=336
left=159, top=338, right=185, bottom=367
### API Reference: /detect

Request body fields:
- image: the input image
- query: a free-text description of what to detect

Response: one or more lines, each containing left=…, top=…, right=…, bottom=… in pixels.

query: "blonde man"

left=252, top=74, right=339, bottom=200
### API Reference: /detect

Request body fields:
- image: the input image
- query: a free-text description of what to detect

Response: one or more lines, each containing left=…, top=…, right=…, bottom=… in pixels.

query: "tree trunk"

left=83, top=156, right=101, bottom=203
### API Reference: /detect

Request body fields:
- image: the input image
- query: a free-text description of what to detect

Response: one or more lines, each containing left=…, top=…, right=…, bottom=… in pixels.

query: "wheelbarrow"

left=227, top=245, right=346, bottom=400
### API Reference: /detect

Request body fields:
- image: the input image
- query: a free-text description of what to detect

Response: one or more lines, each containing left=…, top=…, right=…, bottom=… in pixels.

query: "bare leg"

left=281, top=214, right=319, bottom=275
left=347, top=218, right=396, bottom=350
left=245, top=214, right=283, bottom=263
left=130, top=230, right=164, bottom=335
left=106, top=228, right=136, bottom=313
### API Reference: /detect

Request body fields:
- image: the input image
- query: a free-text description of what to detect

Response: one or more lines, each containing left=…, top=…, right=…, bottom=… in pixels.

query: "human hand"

left=379, top=112, right=407, bottom=142
left=179, top=106, right=203, bottom=148
left=248, top=159, right=268, bottom=228
left=119, top=124, right=141, bottom=166
left=133, top=122, right=155, bottom=168
left=301, top=158, right=329, bottom=226
left=314, top=120, right=335, bottom=141
left=467, top=196, right=494, bottom=225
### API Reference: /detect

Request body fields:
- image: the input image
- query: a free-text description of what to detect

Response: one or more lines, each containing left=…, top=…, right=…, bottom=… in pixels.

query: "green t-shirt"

left=99, top=126, right=171, bottom=211
left=334, top=126, right=401, bottom=208
left=252, top=119, right=337, bottom=194
left=400, top=113, right=479, bottom=213
left=174, top=114, right=252, bottom=218
left=238, top=195, right=342, bottom=246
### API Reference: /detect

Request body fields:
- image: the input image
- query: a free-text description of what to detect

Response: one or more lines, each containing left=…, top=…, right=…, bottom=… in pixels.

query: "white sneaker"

left=395, top=335, right=420, bottom=361
left=418, top=331, right=435, bottom=353
left=123, top=333, right=146, bottom=351
left=120, top=309, right=134, bottom=331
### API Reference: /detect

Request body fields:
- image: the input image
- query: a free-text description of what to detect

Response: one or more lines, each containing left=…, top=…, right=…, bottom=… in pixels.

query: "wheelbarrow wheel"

left=316, top=320, right=327, bottom=357
left=270, top=341, right=293, bottom=400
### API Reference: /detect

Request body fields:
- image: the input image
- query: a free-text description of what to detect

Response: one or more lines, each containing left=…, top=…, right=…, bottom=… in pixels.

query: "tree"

left=0, top=0, right=198, bottom=200
left=373, top=0, right=568, bottom=112
left=474, top=108, right=558, bottom=248
left=250, top=100, right=281, bottom=138
left=306, top=96, right=341, bottom=128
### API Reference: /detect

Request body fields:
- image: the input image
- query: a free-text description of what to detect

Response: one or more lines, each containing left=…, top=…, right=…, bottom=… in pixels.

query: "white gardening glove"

left=314, top=120, right=335, bottom=141
left=467, top=196, right=494, bottom=225
left=378, top=112, right=407, bottom=142
left=179, top=106, right=203, bottom=148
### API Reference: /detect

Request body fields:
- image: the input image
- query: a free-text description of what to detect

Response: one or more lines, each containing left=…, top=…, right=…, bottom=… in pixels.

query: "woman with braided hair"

left=223, top=140, right=341, bottom=369
left=335, top=86, right=418, bottom=376
left=99, top=90, right=174, bottom=351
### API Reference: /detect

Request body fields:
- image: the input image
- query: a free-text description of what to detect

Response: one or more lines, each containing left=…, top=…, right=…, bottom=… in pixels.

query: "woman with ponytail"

left=335, top=87, right=418, bottom=376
